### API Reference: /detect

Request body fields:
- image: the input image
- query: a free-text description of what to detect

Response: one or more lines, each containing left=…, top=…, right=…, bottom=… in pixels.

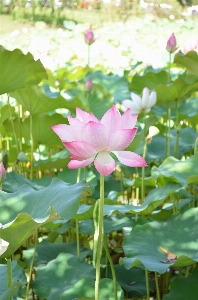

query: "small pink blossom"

left=51, top=106, right=147, bottom=176
left=84, top=29, right=95, bottom=45
left=85, top=78, right=93, bottom=93
left=0, top=162, right=6, bottom=183
left=166, top=33, right=177, bottom=53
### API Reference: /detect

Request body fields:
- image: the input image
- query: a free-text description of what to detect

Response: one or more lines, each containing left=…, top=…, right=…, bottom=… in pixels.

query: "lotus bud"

left=166, top=33, right=177, bottom=53
left=84, top=28, right=95, bottom=45
left=0, top=162, right=6, bottom=183
left=85, top=78, right=93, bottom=93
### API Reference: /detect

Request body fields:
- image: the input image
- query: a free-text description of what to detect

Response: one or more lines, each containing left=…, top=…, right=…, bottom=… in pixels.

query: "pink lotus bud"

left=0, top=162, right=6, bottom=183
left=85, top=78, right=93, bottom=93
left=84, top=29, right=95, bottom=45
left=166, top=33, right=177, bottom=53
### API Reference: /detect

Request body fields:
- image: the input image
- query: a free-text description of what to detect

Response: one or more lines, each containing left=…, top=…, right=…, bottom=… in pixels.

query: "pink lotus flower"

left=166, top=33, right=177, bottom=53
left=84, top=28, right=95, bottom=45
left=51, top=106, right=147, bottom=176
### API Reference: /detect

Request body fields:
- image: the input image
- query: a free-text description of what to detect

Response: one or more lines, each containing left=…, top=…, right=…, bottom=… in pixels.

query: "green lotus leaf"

left=121, top=207, right=198, bottom=274
left=0, top=46, right=47, bottom=94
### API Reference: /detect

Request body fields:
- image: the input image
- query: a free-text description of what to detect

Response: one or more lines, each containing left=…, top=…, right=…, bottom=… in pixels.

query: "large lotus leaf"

left=0, top=178, right=87, bottom=257
left=151, top=154, right=198, bottom=186
left=2, top=171, right=48, bottom=192
left=128, top=70, right=169, bottom=94
left=179, top=97, right=198, bottom=118
left=162, top=266, right=198, bottom=300
left=76, top=182, right=182, bottom=218
left=108, top=264, right=152, bottom=297
left=0, top=282, right=20, bottom=300
left=31, top=253, right=95, bottom=298
left=84, top=70, right=130, bottom=103
left=48, top=278, right=124, bottom=300
left=0, top=260, right=26, bottom=296
left=0, top=46, right=47, bottom=95
left=120, top=207, right=198, bottom=274
left=3, top=113, right=67, bottom=147
left=32, top=253, right=123, bottom=300
left=156, top=77, right=198, bottom=102
left=78, top=216, right=133, bottom=235
left=66, top=83, right=114, bottom=119
left=23, top=240, right=91, bottom=267
left=174, top=51, right=198, bottom=77
left=33, top=149, right=70, bottom=172
left=10, top=85, right=83, bottom=115
left=0, top=104, right=15, bottom=125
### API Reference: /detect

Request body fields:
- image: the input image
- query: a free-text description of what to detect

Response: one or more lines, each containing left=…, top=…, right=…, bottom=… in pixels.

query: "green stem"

left=141, top=115, right=147, bottom=203
left=155, top=271, right=160, bottom=300
left=104, top=235, right=118, bottom=300
left=76, top=220, right=80, bottom=258
left=185, top=265, right=190, bottom=277
left=87, top=44, right=90, bottom=66
left=26, top=230, right=38, bottom=300
left=174, top=99, right=179, bottom=158
left=95, top=174, right=105, bottom=300
left=167, top=103, right=171, bottom=157
left=8, top=95, right=19, bottom=154
left=76, top=168, right=81, bottom=258
left=194, top=137, right=198, bottom=154
left=145, top=268, right=150, bottom=300
left=7, top=258, right=12, bottom=289
left=30, top=115, right=34, bottom=180
left=166, top=52, right=172, bottom=158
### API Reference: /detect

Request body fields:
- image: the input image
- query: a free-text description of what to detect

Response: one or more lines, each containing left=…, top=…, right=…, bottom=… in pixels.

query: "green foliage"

left=0, top=46, right=47, bottom=94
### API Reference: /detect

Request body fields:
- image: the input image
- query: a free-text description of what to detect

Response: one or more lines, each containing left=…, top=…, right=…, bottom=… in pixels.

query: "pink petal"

left=118, top=108, right=138, bottom=129
left=63, top=141, right=97, bottom=158
left=51, top=124, right=75, bottom=142
left=68, top=155, right=96, bottom=169
left=94, top=152, right=115, bottom=176
left=113, top=151, right=147, bottom=167
left=107, top=128, right=138, bottom=151
left=82, top=121, right=108, bottom=152
left=76, top=107, right=99, bottom=124
left=100, top=105, right=121, bottom=134
left=67, top=118, right=84, bottom=141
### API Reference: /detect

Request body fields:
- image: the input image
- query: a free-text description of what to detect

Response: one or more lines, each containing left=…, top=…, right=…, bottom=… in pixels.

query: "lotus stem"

left=8, top=95, right=19, bottom=154
left=145, top=268, right=150, bottom=300
left=141, top=114, right=147, bottom=203
left=30, top=115, right=34, bottom=180
left=95, top=174, right=105, bottom=300
left=174, top=99, right=179, bottom=158
left=155, top=271, right=160, bottom=300
left=26, top=230, right=38, bottom=300
left=104, top=235, right=118, bottom=300
left=6, top=257, right=12, bottom=288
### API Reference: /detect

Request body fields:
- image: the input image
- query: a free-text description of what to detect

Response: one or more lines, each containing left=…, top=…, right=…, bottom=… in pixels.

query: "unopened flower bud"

left=85, top=78, right=93, bottom=93
left=84, top=29, right=95, bottom=45
left=166, top=33, right=177, bottom=53
left=0, top=162, right=6, bottom=183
